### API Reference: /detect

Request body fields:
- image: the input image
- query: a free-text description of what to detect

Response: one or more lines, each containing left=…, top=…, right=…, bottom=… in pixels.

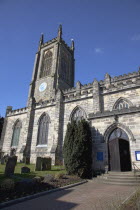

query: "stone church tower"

left=1, top=25, right=140, bottom=171
left=27, top=25, right=74, bottom=105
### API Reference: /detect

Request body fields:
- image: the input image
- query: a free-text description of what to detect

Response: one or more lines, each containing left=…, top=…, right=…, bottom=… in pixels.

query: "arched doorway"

left=108, top=128, right=131, bottom=171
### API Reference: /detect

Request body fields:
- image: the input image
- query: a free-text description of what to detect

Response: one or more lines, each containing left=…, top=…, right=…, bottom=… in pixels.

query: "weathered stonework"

left=1, top=26, right=140, bottom=171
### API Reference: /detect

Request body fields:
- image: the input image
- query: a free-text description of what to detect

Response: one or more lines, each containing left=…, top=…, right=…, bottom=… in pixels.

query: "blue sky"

left=0, top=0, right=140, bottom=116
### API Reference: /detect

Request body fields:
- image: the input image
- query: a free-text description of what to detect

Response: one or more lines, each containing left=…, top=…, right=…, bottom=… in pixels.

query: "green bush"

left=0, top=179, right=15, bottom=192
left=63, top=119, right=92, bottom=179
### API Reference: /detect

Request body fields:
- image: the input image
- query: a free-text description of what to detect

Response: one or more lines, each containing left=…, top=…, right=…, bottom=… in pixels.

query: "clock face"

left=39, top=82, right=47, bottom=92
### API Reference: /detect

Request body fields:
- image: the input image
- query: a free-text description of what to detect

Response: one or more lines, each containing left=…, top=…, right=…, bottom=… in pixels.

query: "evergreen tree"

left=63, top=119, right=92, bottom=178
left=63, top=120, right=77, bottom=174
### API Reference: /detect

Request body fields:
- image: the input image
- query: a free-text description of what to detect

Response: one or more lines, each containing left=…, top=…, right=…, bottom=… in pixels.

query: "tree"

left=63, top=119, right=92, bottom=178
left=63, top=120, right=77, bottom=174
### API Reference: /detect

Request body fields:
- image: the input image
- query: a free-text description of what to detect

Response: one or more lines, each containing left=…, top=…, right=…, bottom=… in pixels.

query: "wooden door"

left=109, top=138, right=121, bottom=171
left=119, top=139, right=131, bottom=171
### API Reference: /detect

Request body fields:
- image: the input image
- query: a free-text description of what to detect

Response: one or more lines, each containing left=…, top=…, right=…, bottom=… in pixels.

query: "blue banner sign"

left=97, top=152, right=103, bottom=161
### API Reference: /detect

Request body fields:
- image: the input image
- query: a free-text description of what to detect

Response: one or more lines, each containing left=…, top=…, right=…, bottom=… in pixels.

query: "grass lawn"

left=0, top=163, right=83, bottom=204
left=0, top=163, right=66, bottom=183
left=120, top=188, right=140, bottom=210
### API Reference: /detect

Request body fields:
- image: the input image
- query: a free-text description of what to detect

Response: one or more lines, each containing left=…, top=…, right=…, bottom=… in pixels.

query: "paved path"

left=3, top=181, right=135, bottom=210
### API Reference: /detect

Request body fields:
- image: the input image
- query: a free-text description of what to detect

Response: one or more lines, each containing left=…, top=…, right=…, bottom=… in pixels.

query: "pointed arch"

left=113, top=97, right=133, bottom=110
left=37, top=113, right=50, bottom=145
left=11, top=120, right=22, bottom=147
left=104, top=122, right=135, bottom=143
left=37, top=112, right=51, bottom=125
left=12, top=119, right=22, bottom=129
left=69, top=106, right=87, bottom=122
left=40, top=50, right=53, bottom=78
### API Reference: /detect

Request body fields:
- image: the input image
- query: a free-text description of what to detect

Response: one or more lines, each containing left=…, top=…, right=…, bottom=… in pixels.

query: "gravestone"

left=35, top=157, right=42, bottom=171
left=42, top=157, right=52, bottom=170
left=42, top=158, right=47, bottom=171
left=43, top=174, right=54, bottom=183
left=46, top=157, right=52, bottom=170
left=21, top=166, right=30, bottom=173
left=0, top=151, right=4, bottom=160
left=25, top=157, right=30, bottom=164
left=23, top=156, right=26, bottom=163
left=4, top=156, right=17, bottom=177
left=4, top=154, right=9, bottom=163
left=1, top=157, right=5, bottom=165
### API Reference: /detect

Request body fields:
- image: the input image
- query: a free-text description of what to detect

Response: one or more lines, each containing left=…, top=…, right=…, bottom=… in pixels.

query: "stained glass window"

left=11, top=121, right=21, bottom=147
left=37, top=114, right=50, bottom=145
left=109, top=128, right=129, bottom=141
left=71, top=108, right=86, bottom=122
left=115, top=100, right=129, bottom=110
left=40, top=50, right=52, bottom=78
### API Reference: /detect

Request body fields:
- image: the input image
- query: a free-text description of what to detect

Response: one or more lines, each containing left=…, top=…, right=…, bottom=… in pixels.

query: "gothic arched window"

left=37, top=114, right=50, bottom=145
left=109, top=128, right=129, bottom=141
left=61, top=58, right=67, bottom=80
left=71, top=107, right=86, bottom=122
left=40, top=50, right=53, bottom=78
left=11, top=120, right=22, bottom=147
left=113, top=98, right=132, bottom=110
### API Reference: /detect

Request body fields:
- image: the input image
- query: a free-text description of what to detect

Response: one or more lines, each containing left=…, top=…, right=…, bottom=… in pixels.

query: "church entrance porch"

left=108, top=128, right=131, bottom=172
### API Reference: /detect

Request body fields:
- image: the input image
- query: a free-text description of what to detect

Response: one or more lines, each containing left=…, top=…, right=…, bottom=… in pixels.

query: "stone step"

left=102, top=175, right=140, bottom=179
left=102, top=181, right=140, bottom=186
left=109, top=171, right=140, bottom=174
left=102, top=177, right=140, bottom=181
left=102, top=178, right=140, bottom=183
left=96, top=171, right=140, bottom=186
left=108, top=172, right=138, bottom=175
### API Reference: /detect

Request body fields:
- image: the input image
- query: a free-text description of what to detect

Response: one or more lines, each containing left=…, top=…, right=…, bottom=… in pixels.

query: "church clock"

left=39, top=82, right=47, bottom=92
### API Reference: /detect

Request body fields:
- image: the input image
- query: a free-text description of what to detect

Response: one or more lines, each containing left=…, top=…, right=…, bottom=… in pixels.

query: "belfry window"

left=37, top=114, right=50, bottom=145
left=115, top=100, right=129, bottom=110
left=11, top=120, right=22, bottom=147
left=61, top=58, right=67, bottom=80
left=40, top=50, right=52, bottom=78
left=71, top=107, right=86, bottom=122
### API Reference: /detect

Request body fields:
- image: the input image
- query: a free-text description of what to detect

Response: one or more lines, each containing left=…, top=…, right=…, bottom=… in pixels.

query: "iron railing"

left=132, top=162, right=140, bottom=176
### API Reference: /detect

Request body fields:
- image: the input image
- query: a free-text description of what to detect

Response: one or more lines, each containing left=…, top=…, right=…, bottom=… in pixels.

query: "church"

left=1, top=25, right=140, bottom=172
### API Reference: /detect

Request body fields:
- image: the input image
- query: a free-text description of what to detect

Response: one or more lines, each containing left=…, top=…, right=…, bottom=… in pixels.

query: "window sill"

left=36, top=144, right=47, bottom=148
left=11, top=146, right=18, bottom=148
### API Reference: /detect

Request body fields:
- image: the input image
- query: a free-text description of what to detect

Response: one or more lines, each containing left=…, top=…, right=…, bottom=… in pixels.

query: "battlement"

left=62, top=69, right=140, bottom=100
left=61, top=39, right=73, bottom=54
left=7, top=107, right=28, bottom=117
left=41, top=37, right=57, bottom=48
left=35, top=98, right=55, bottom=108
left=111, top=70, right=140, bottom=82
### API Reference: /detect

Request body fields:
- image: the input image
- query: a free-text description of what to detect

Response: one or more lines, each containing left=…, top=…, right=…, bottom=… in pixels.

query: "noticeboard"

left=135, top=151, right=140, bottom=161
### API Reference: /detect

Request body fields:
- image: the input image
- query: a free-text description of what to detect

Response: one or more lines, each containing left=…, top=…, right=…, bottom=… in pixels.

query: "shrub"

left=0, top=179, right=15, bottom=192
left=63, top=119, right=92, bottom=179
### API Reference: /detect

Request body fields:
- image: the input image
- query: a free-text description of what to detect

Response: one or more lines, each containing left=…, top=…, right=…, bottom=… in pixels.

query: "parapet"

left=7, top=107, right=28, bottom=117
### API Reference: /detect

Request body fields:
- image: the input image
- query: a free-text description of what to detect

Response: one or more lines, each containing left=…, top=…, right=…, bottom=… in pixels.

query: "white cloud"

left=94, top=48, right=104, bottom=54
left=131, top=34, right=140, bottom=41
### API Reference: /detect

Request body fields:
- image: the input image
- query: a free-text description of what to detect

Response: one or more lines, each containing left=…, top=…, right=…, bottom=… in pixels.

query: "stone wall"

left=2, top=112, right=28, bottom=161
left=90, top=112, right=140, bottom=169
left=30, top=105, right=56, bottom=163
